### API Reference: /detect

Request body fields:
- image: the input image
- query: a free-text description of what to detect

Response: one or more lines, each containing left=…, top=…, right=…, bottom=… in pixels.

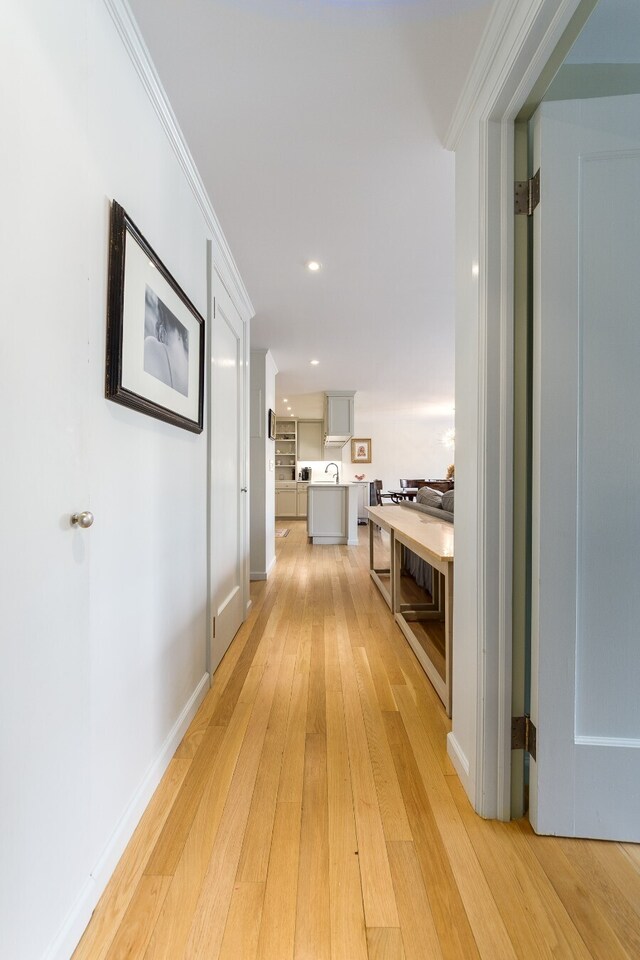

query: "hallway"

left=74, top=521, right=640, bottom=960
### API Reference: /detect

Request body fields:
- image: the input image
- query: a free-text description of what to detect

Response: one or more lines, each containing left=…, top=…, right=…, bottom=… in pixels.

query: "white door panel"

left=531, top=95, right=640, bottom=840
left=210, top=272, right=247, bottom=673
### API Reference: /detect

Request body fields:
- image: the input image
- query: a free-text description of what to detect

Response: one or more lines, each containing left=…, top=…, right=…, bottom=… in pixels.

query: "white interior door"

left=209, top=270, right=247, bottom=673
left=531, top=94, right=640, bottom=840
left=0, top=108, right=92, bottom=960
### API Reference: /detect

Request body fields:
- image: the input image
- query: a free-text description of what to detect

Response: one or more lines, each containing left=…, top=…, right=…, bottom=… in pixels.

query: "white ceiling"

left=128, top=0, right=491, bottom=418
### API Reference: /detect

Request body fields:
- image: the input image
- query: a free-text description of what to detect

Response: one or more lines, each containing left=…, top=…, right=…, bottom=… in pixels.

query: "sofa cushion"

left=416, top=486, right=443, bottom=508
left=441, top=489, right=454, bottom=513
left=402, top=501, right=454, bottom=523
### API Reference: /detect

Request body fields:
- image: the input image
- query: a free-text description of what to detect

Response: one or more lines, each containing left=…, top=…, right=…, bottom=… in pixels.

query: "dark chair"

left=399, top=479, right=427, bottom=490
left=373, top=480, right=395, bottom=506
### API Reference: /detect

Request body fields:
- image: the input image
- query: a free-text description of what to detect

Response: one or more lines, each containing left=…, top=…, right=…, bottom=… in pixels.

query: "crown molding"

left=445, top=0, right=583, bottom=150
left=103, top=0, right=255, bottom=323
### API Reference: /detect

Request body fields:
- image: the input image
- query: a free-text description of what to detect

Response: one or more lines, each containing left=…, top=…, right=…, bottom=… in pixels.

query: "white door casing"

left=209, top=266, right=248, bottom=674
left=530, top=94, right=640, bottom=841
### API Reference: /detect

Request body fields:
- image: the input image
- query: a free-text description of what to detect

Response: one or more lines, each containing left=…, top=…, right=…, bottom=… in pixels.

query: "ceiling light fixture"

left=306, top=260, right=321, bottom=272
left=310, top=359, right=320, bottom=366
left=283, top=398, right=288, bottom=403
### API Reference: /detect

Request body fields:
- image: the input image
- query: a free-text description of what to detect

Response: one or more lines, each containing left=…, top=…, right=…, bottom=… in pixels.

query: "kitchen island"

left=307, top=483, right=359, bottom=545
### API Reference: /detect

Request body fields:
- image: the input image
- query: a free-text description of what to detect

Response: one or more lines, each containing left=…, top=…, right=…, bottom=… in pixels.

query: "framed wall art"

left=268, top=408, right=276, bottom=440
left=105, top=200, right=205, bottom=433
left=351, top=438, right=371, bottom=463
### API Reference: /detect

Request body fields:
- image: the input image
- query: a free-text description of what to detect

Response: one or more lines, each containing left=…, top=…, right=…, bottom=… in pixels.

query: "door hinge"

left=511, top=715, right=537, bottom=760
left=515, top=168, right=540, bottom=216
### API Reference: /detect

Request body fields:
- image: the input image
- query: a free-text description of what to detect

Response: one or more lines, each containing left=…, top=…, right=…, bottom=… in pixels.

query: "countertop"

left=308, top=481, right=354, bottom=488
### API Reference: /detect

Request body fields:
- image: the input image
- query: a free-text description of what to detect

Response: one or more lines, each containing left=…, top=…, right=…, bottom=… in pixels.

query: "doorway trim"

left=445, top=0, right=596, bottom=819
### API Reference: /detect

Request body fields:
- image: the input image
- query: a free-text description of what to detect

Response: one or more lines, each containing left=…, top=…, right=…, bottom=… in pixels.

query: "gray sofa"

left=400, top=486, right=453, bottom=592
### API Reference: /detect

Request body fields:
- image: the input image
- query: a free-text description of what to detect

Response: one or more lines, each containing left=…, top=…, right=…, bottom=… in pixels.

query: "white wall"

left=250, top=349, right=277, bottom=579
left=0, top=2, right=250, bottom=958
left=340, top=394, right=455, bottom=488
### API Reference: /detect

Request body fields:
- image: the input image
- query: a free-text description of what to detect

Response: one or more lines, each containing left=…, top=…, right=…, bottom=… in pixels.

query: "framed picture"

left=351, top=438, right=371, bottom=463
left=268, top=408, right=276, bottom=440
left=105, top=200, right=205, bottom=433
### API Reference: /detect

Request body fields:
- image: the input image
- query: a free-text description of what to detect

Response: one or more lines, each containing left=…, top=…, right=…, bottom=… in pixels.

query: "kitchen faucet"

left=325, top=462, right=340, bottom=484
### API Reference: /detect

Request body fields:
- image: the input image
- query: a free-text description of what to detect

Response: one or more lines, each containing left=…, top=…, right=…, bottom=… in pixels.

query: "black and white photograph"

left=143, top=285, right=189, bottom=397
left=106, top=200, right=205, bottom=433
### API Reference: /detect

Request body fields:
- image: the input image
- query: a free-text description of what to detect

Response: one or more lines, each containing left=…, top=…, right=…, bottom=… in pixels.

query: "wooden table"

left=367, top=504, right=454, bottom=715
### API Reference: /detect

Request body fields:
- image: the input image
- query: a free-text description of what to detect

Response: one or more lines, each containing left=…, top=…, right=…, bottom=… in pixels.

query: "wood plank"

left=337, top=622, right=399, bottom=928
left=392, top=685, right=516, bottom=960
left=520, top=823, right=632, bottom=960
left=142, top=699, right=254, bottom=960
left=145, top=724, right=226, bottom=876
left=182, top=651, right=285, bottom=958
left=366, top=927, right=406, bottom=960
left=556, top=837, right=640, bottom=959
left=447, top=775, right=592, bottom=960
left=218, top=882, right=265, bottom=960
left=386, top=841, right=444, bottom=960
left=71, top=759, right=190, bottom=960
left=256, top=802, right=302, bottom=960
left=352, top=646, right=412, bottom=842
left=383, top=710, right=481, bottom=960
left=325, top=690, right=368, bottom=960
left=277, top=640, right=311, bottom=804
left=209, top=589, right=279, bottom=725
left=237, top=653, right=297, bottom=882
left=103, top=875, right=171, bottom=960
left=294, top=733, right=330, bottom=960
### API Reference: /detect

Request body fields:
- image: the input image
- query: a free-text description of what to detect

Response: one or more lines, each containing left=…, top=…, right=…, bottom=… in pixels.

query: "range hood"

left=324, top=435, right=350, bottom=448
left=323, top=391, right=355, bottom=447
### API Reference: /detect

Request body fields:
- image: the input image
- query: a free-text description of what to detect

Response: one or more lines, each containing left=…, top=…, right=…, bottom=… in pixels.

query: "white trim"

left=447, top=732, right=471, bottom=790
left=251, top=555, right=277, bottom=581
left=447, top=0, right=586, bottom=820
left=43, top=673, right=210, bottom=960
left=446, top=0, right=584, bottom=149
left=103, top=0, right=254, bottom=324
left=575, top=736, right=640, bottom=750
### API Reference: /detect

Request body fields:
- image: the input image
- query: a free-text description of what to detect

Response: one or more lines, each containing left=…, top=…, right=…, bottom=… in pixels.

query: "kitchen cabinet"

left=296, top=484, right=308, bottom=517
left=297, top=419, right=324, bottom=461
left=307, top=483, right=359, bottom=545
left=275, top=418, right=296, bottom=481
left=324, top=391, right=354, bottom=443
left=275, top=484, right=297, bottom=518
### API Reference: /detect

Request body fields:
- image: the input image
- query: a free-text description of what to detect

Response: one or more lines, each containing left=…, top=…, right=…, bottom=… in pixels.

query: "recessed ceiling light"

left=287, top=406, right=292, bottom=411
left=310, top=359, right=320, bottom=366
left=283, top=398, right=288, bottom=403
left=306, top=260, right=321, bottom=272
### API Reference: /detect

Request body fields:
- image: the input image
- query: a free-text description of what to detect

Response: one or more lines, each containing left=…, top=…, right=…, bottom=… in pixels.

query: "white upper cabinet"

left=324, top=391, right=355, bottom=445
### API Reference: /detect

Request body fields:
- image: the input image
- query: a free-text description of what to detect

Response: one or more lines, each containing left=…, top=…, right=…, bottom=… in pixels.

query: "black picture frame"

left=105, top=200, right=205, bottom=433
left=268, top=408, right=276, bottom=440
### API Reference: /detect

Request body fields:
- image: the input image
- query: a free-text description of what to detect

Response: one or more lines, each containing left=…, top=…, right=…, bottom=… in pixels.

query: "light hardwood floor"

left=74, top=520, right=640, bottom=960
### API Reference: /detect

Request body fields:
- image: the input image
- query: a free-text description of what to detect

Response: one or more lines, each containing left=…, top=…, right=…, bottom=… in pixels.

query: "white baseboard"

left=44, top=672, right=210, bottom=960
left=447, top=731, right=473, bottom=798
left=250, top=554, right=276, bottom=581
